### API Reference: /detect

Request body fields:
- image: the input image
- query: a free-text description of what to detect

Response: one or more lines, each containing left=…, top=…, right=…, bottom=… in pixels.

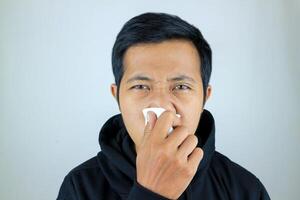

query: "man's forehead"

left=123, top=40, right=200, bottom=65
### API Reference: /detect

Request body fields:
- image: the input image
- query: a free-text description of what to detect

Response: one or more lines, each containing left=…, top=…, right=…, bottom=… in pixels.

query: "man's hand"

left=136, top=110, right=204, bottom=200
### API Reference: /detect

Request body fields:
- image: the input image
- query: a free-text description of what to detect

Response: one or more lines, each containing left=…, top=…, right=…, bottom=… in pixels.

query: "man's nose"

left=147, top=88, right=176, bottom=113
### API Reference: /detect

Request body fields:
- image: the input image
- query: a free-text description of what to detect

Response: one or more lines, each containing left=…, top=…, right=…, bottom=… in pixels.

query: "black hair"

left=112, top=12, right=212, bottom=107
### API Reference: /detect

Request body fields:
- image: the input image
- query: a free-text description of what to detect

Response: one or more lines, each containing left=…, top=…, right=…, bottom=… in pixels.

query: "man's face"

left=111, top=39, right=211, bottom=153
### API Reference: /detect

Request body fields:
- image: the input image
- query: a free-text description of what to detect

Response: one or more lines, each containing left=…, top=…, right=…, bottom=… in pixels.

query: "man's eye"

left=131, top=85, right=149, bottom=90
left=174, top=84, right=191, bottom=90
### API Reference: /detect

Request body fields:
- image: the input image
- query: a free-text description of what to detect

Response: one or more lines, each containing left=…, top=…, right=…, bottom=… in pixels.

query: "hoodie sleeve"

left=127, top=179, right=171, bottom=200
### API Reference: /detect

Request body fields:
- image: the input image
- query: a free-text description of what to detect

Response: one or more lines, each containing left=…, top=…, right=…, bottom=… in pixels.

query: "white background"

left=1, top=0, right=299, bottom=199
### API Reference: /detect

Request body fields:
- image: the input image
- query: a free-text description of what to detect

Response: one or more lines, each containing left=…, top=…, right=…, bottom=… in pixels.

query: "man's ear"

left=205, top=85, right=212, bottom=102
left=110, top=83, right=118, bottom=101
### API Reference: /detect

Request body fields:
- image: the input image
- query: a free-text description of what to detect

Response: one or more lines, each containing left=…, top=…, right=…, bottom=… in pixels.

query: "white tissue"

left=142, top=107, right=181, bottom=134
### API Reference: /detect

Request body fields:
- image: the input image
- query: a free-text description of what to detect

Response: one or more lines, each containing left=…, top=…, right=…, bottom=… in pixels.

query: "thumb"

left=144, top=111, right=157, bottom=136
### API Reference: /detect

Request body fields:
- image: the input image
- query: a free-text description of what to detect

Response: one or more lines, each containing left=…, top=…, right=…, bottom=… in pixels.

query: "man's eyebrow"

left=126, top=74, right=196, bottom=83
left=126, top=75, right=153, bottom=83
left=168, top=75, right=196, bottom=83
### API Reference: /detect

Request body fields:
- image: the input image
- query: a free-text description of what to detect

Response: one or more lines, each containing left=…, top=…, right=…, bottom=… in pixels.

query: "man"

left=57, top=12, right=271, bottom=200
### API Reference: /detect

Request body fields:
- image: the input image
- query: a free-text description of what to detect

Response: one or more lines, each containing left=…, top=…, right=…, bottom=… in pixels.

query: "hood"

left=97, top=109, right=216, bottom=200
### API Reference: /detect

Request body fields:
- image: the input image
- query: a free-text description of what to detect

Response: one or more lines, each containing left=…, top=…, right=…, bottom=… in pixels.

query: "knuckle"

left=185, top=134, right=197, bottom=145
left=162, top=140, right=174, bottom=151
left=164, top=110, right=174, bottom=121
left=189, top=135, right=198, bottom=144
left=176, top=125, right=189, bottom=134
left=144, top=129, right=151, bottom=135
left=157, top=151, right=168, bottom=162
left=157, top=148, right=170, bottom=161
left=163, top=141, right=173, bottom=151
left=173, top=156, right=184, bottom=167
left=196, top=148, right=204, bottom=158
left=183, top=167, right=195, bottom=177
left=193, top=148, right=203, bottom=161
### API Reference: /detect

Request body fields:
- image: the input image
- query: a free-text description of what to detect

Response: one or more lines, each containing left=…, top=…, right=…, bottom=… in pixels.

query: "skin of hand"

left=136, top=110, right=204, bottom=199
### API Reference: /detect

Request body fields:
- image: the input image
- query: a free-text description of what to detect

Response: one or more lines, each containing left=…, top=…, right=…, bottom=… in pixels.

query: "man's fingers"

left=187, top=147, right=203, bottom=169
left=177, top=135, right=198, bottom=158
left=165, top=125, right=190, bottom=148
left=152, top=111, right=181, bottom=140
left=144, top=111, right=157, bottom=138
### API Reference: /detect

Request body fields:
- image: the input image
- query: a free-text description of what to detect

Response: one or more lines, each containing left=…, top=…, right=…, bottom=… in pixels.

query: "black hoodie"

left=57, top=109, right=271, bottom=200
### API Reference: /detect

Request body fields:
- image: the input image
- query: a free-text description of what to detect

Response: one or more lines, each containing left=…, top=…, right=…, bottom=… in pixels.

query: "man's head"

left=110, top=12, right=212, bottom=152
